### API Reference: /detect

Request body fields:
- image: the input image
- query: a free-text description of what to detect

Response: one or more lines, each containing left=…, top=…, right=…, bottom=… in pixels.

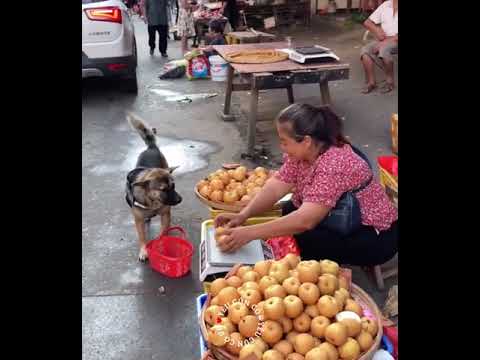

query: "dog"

left=125, top=112, right=182, bottom=262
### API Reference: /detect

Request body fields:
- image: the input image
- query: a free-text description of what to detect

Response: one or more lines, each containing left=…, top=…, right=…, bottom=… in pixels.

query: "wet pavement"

left=83, top=16, right=397, bottom=360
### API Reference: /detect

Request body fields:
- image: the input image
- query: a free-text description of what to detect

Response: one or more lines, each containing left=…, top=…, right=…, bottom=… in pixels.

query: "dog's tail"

left=126, top=112, right=156, bottom=148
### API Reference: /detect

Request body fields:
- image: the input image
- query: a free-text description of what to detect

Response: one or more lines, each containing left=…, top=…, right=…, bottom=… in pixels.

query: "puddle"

left=149, top=88, right=218, bottom=102
left=90, top=136, right=217, bottom=177
left=165, top=93, right=218, bottom=102
left=149, top=89, right=181, bottom=97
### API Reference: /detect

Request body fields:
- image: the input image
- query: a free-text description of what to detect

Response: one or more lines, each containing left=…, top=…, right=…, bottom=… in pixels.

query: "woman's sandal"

left=361, top=84, right=377, bottom=94
left=380, top=83, right=395, bottom=93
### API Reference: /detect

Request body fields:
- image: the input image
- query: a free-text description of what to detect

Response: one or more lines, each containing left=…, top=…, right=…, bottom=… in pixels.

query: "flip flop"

left=361, top=84, right=377, bottom=94
left=380, top=83, right=395, bottom=93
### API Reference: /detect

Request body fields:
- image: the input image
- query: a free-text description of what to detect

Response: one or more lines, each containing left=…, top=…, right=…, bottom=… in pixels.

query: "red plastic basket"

left=266, top=236, right=300, bottom=260
left=146, top=226, right=194, bottom=278
left=378, top=155, right=398, bottom=177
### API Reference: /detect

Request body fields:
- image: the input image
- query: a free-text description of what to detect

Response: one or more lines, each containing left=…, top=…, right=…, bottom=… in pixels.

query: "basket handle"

left=161, top=226, right=187, bottom=239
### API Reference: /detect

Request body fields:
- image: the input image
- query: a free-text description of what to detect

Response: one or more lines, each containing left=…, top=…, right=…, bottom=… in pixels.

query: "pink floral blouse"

left=275, top=144, right=398, bottom=231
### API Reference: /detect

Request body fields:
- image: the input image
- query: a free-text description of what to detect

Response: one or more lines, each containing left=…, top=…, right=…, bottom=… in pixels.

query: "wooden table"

left=213, top=42, right=350, bottom=155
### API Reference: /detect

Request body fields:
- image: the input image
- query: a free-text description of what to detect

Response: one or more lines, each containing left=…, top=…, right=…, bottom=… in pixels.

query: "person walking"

left=177, top=0, right=196, bottom=55
left=141, top=0, right=170, bottom=57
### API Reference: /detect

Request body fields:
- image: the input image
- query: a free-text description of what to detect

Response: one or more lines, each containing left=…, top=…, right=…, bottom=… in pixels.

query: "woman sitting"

left=215, top=103, right=398, bottom=266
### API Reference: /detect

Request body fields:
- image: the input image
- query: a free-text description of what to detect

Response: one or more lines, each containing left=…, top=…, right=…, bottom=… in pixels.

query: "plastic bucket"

left=209, top=55, right=228, bottom=82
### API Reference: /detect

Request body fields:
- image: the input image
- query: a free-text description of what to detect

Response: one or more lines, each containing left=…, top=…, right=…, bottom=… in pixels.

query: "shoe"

left=161, top=53, right=168, bottom=58
left=149, top=48, right=154, bottom=56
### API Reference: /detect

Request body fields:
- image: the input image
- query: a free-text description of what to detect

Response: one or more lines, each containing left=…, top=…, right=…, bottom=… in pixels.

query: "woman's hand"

left=214, top=212, right=247, bottom=228
left=216, top=226, right=252, bottom=253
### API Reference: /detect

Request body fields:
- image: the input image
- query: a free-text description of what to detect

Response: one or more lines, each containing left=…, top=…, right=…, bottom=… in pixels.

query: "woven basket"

left=195, top=170, right=278, bottom=212
left=224, top=49, right=289, bottom=64
left=199, top=265, right=383, bottom=360
left=379, top=167, right=398, bottom=209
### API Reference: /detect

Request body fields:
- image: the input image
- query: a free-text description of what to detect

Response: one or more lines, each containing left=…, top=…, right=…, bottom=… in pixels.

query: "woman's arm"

left=218, top=202, right=331, bottom=253
left=214, top=176, right=293, bottom=229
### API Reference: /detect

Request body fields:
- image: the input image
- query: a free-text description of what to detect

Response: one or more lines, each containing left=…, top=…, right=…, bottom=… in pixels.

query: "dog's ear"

left=168, top=166, right=179, bottom=174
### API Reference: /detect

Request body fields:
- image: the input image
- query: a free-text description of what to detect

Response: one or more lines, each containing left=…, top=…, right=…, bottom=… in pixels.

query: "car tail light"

left=85, top=7, right=122, bottom=24
left=107, top=63, right=128, bottom=71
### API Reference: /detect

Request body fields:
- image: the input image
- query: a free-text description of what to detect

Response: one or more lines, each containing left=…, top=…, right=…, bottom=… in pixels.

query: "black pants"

left=148, top=24, right=168, bottom=54
left=282, top=201, right=398, bottom=266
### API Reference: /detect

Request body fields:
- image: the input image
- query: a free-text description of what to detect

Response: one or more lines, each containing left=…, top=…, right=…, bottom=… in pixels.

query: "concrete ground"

left=82, top=15, right=397, bottom=360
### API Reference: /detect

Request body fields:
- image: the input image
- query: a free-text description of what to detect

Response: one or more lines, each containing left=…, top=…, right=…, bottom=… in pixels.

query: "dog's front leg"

left=160, top=207, right=171, bottom=234
left=133, top=214, right=149, bottom=262
left=145, top=218, right=151, bottom=241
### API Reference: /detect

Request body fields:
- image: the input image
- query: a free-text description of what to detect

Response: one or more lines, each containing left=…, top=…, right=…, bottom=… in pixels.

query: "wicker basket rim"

left=200, top=265, right=383, bottom=360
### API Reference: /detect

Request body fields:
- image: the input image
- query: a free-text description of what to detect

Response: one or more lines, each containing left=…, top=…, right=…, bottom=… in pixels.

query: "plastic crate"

left=378, top=156, right=398, bottom=208
left=208, top=207, right=282, bottom=219
left=196, top=293, right=208, bottom=357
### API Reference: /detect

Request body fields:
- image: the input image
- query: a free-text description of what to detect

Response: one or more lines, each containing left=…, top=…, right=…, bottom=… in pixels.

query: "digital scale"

left=283, top=45, right=340, bottom=64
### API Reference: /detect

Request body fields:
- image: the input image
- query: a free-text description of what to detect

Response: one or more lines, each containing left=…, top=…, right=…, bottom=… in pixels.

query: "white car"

left=82, top=0, right=138, bottom=93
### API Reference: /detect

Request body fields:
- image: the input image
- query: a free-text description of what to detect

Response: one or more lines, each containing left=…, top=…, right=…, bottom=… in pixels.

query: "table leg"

left=247, top=86, right=259, bottom=155
left=319, top=80, right=331, bottom=106
left=219, top=65, right=235, bottom=122
left=287, top=85, right=294, bottom=104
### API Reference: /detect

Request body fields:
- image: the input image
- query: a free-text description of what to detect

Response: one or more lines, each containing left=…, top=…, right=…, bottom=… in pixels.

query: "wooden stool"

left=371, top=254, right=398, bottom=290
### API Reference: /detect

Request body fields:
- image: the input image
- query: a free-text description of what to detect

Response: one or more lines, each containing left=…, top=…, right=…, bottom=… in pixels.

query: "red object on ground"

left=146, top=226, right=194, bottom=278
left=383, top=326, right=398, bottom=359
left=266, top=236, right=300, bottom=260
left=378, top=155, right=398, bottom=177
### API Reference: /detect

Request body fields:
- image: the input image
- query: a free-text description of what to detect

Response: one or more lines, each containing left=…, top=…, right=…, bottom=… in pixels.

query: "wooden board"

left=213, top=42, right=350, bottom=74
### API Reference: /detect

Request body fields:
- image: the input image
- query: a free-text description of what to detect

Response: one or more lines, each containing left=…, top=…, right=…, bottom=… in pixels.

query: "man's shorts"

left=361, top=41, right=398, bottom=63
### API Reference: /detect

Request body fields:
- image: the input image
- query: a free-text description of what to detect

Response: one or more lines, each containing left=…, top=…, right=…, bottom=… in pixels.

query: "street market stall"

left=239, top=0, right=311, bottom=29
left=213, top=42, right=350, bottom=156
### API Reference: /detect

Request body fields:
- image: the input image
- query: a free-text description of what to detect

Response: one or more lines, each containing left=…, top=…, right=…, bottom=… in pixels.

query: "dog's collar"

left=126, top=167, right=151, bottom=210
left=133, top=201, right=149, bottom=209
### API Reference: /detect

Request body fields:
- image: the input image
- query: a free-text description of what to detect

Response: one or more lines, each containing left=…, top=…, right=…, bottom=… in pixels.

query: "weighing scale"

left=286, top=45, right=340, bottom=64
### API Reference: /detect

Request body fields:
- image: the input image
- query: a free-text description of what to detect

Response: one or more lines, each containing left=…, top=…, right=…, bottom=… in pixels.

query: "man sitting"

left=201, top=19, right=227, bottom=59
left=360, top=0, right=398, bottom=94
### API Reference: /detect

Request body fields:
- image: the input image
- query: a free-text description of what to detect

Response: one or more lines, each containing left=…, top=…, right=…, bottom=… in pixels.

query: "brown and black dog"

left=125, top=113, right=182, bottom=261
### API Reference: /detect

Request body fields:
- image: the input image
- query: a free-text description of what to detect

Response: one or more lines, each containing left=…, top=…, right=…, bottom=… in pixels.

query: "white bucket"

left=209, top=55, right=228, bottom=82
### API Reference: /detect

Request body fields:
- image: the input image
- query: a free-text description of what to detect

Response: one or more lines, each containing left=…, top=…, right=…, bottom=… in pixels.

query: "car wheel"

left=123, top=39, right=138, bottom=94
left=124, top=73, right=138, bottom=94
left=133, top=39, right=138, bottom=67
